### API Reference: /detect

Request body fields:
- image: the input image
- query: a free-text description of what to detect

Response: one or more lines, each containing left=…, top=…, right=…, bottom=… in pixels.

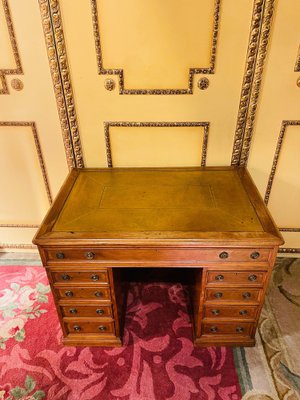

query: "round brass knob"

left=99, top=325, right=107, bottom=331
left=239, top=309, right=248, bottom=316
left=61, top=274, right=71, bottom=281
left=96, top=309, right=104, bottom=315
left=94, top=291, right=103, bottom=298
left=219, top=252, right=229, bottom=259
left=73, top=325, right=81, bottom=331
left=91, top=274, right=99, bottom=281
left=215, top=274, right=224, bottom=281
left=236, top=326, right=244, bottom=333
left=243, top=292, right=251, bottom=299
left=85, top=251, right=95, bottom=260
left=69, top=308, right=77, bottom=314
left=250, top=252, right=260, bottom=259
left=56, top=252, right=65, bottom=259
left=65, top=291, right=73, bottom=297
left=211, top=309, right=220, bottom=316
left=214, top=292, right=223, bottom=298
left=248, top=274, right=257, bottom=281
left=210, top=326, right=218, bottom=333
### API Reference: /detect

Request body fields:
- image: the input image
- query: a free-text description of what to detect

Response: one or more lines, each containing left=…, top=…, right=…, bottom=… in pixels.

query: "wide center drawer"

left=45, top=247, right=270, bottom=264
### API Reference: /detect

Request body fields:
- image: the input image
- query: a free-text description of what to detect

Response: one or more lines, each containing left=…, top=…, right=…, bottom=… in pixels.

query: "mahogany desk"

left=33, top=167, right=283, bottom=347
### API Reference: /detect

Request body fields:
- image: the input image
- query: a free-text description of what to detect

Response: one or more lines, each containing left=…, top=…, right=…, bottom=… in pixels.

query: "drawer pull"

left=239, top=309, right=248, bottom=316
left=214, top=292, right=223, bottom=298
left=248, top=274, right=257, bottom=281
left=99, top=325, right=107, bottom=332
left=69, top=308, right=77, bottom=314
left=215, top=274, right=224, bottom=281
left=210, top=326, right=218, bottom=333
left=56, top=252, right=65, bottom=259
left=73, top=325, right=81, bottom=332
left=250, top=251, right=260, bottom=259
left=91, top=274, right=100, bottom=281
left=236, top=327, right=244, bottom=333
left=85, top=251, right=95, bottom=260
left=219, top=252, right=229, bottom=259
left=65, top=291, right=73, bottom=297
left=96, top=309, right=104, bottom=315
left=94, top=291, right=103, bottom=298
left=243, top=292, right=251, bottom=299
left=61, top=274, right=71, bottom=281
left=211, top=309, right=220, bottom=316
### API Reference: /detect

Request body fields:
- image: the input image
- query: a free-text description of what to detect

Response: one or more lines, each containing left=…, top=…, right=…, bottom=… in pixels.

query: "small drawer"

left=60, top=304, right=113, bottom=318
left=64, top=320, right=115, bottom=335
left=204, top=305, right=258, bottom=319
left=55, top=287, right=111, bottom=300
left=205, top=288, right=261, bottom=303
left=206, top=271, right=266, bottom=286
left=202, top=322, right=253, bottom=336
left=51, top=270, right=109, bottom=284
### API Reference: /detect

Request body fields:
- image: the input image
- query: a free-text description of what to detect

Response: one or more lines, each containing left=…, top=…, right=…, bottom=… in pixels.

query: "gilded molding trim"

left=91, top=0, right=221, bottom=95
left=38, top=0, right=84, bottom=168
left=294, top=45, right=300, bottom=72
left=104, top=121, right=209, bottom=167
left=280, top=228, right=300, bottom=233
left=0, top=0, right=23, bottom=95
left=278, top=248, right=300, bottom=254
left=231, top=0, right=275, bottom=165
left=0, top=224, right=39, bottom=228
left=1, top=244, right=36, bottom=249
left=0, top=121, right=52, bottom=208
left=264, top=120, right=300, bottom=205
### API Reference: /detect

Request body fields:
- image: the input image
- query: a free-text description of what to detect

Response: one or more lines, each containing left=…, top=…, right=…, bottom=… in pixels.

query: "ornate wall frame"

left=264, top=120, right=300, bottom=254
left=0, top=0, right=23, bottom=95
left=104, top=121, right=209, bottom=168
left=91, top=0, right=221, bottom=95
left=0, top=121, right=52, bottom=230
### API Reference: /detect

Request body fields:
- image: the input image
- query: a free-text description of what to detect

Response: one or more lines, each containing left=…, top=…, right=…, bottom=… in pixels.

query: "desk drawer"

left=60, top=304, right=113, bottom=318
left=54, top=286, right=111, bottom=301
left=204, top=305, right=258, bottom=320
left=50, top=269, right=109, bottom=284
left=205, top=288, right=261, bottom=303
left=202, top=322, right=253, bottom=336
left=64, top=320, right=115, bottom=335
left=206, top=271, right=266, bottom=286
left=45, top=247, right=270, bottom=264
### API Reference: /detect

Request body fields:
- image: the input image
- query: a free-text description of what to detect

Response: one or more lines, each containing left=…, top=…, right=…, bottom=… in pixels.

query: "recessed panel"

left=109, top=126, right=206, bottom=167
left=0, top=125, right=49, bottom=224
left=97, top=0, right=216, bottom=89
left=268, top=125, right=300, bottom=228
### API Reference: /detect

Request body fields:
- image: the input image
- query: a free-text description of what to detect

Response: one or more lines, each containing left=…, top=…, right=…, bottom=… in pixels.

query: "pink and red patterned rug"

left=0, top=266, right=241, bottom=400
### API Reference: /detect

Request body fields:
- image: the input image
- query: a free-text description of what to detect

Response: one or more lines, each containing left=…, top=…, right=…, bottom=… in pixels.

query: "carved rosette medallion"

left=197, top=78, right=210, bottom=90
left=104, top=79, right=116, bottom=91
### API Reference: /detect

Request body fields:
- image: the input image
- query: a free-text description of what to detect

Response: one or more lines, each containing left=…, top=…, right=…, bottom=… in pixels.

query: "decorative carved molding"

left=0, top=0, right=23, bottom=95
left=231, top=0, right=275, bottom=166
left=104, top=121, right=209, bottom=167
left=91, top=0, right=221, bottom=95
left=38, top=0, right=84, bottom=168
left=0, top=122, right=52, bottom=212
left=264, top=120, right=300, bottom=205
left=294, top=45, right=300, bottom=72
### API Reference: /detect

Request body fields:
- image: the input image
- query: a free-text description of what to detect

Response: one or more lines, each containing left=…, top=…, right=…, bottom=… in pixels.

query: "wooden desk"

left=33, top=167, right=283, bottom=347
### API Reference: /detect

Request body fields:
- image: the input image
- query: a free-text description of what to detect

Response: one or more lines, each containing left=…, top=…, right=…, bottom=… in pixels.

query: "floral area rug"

left=0, top=266, right=241, bottom=400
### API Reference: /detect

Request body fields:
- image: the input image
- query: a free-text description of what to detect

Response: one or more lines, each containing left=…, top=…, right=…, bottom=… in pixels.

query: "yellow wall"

left=1, top=0, right=299, bottom=254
